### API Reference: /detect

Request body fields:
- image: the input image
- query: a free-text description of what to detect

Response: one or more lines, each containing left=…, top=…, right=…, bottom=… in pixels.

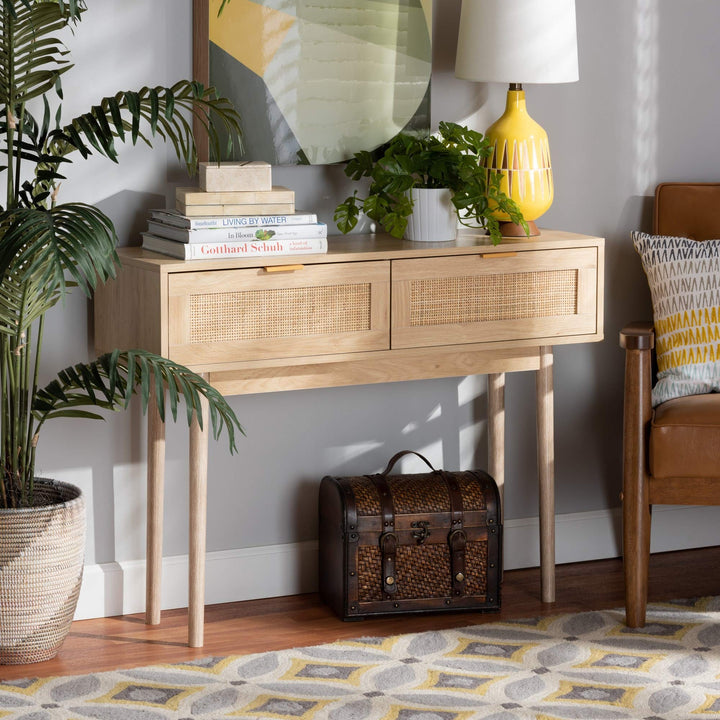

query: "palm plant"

left=0, top=0, right=245, bottom=509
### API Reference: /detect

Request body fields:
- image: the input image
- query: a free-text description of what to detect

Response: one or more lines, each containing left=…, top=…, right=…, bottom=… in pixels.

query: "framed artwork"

left=193, top=0, right=432, bottom=165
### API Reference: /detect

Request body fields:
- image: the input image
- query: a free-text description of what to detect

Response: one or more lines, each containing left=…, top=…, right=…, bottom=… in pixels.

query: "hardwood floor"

left=2, top=546, right=720, bottom=681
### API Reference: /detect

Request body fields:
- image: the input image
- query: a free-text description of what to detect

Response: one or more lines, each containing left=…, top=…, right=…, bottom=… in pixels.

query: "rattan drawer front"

left=391, top=248, right=598, bottom=349
left=168, top=261, right=390, bottom=364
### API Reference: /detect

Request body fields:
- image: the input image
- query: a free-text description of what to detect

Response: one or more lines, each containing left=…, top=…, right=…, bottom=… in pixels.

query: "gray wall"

left=35, top=1, right=720, bottom=572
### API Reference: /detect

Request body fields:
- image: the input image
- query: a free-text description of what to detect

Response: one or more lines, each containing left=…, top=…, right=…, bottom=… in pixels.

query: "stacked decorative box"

left=142, top=161, right=327, bottom=260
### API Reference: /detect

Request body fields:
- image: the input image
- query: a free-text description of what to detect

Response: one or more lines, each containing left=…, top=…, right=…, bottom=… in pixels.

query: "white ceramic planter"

left=404, top=188, right=458, bottom=242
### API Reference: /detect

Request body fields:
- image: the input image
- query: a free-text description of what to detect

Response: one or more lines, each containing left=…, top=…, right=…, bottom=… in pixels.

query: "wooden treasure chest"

left=318, top=451, right=501, bottom=619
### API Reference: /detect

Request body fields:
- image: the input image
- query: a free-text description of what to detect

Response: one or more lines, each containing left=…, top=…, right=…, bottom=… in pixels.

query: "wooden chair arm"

left=619, top=321, right=655, bottom=351
left=619, top=320, right=654, bottom=425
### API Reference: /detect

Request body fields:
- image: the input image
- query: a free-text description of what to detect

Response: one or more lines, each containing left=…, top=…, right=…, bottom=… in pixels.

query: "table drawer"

left=168, top=261, right=390, bottom=364
left=391, top=248, right=599, bottom=349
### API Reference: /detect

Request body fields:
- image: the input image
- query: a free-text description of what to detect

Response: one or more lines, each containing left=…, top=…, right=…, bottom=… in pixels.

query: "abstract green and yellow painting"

left=207, top=0, right=432, bottom=165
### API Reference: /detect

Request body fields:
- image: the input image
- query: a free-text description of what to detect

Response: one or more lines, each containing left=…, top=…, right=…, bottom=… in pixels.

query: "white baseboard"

left=74, top=505, right=720, bottom=620
left=75, top=540, right=320, bottom=620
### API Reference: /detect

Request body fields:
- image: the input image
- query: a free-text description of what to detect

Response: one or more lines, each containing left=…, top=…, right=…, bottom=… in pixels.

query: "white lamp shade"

left=455, top=0, right=579, bottom=84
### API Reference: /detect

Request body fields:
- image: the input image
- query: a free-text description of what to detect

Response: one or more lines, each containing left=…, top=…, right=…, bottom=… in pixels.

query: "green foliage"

left=334, top=121, right=528, bottom=245
left=0, top=0, right=245, bottom=508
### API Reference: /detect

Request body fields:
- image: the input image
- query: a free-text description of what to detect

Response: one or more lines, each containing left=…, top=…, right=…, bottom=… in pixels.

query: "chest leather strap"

left=370, top=452, right=468, bottom=600
left=369, top=472, right=398, bottom=596
left=442, top=470, right=467, bottom=596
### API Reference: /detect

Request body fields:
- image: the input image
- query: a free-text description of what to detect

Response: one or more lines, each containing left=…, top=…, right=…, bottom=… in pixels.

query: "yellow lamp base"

left=486, top=88, right=554, bottom=225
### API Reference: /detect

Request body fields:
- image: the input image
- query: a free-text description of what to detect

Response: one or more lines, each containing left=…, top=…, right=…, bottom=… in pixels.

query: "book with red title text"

left=141, top=232, right=328, bottom=260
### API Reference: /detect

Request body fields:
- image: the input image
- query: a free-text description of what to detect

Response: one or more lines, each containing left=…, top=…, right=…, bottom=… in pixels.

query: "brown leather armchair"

left=621, top=182, right=720, bottom=628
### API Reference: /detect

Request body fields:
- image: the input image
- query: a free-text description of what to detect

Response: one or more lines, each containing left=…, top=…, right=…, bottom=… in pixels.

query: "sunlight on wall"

left=324, top=441, right=385, bottom=468
left=633, top=0, right=658, bottom=195
left=458, top=375, right=486, bottom=469
left=410, top=439, right=444, bottom=470
left=457, top=375, right=484, bottom=406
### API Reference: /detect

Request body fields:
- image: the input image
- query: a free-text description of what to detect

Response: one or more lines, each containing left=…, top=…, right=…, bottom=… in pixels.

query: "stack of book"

left=141, top=161, right=328, bottom=260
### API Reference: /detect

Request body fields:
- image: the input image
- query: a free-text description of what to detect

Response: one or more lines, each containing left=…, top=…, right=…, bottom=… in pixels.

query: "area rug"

left=3, top=597, right=720, bottom=719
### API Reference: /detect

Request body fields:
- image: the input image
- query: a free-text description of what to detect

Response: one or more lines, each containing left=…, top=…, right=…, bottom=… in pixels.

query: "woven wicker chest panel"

left=318, top=462, right=501, bottom=619
left=166, top=261, right=390, bottom=364
left=391, top=248, right=599, bottom=349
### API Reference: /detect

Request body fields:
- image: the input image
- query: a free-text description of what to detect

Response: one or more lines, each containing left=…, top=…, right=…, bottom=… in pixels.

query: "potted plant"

left=0, top=0, right=244, bottom=664
left=334, top=121, right=527, bottom=244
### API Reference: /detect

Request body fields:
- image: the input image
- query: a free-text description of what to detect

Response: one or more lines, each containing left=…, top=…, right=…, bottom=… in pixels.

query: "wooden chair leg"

left=623, top=474, right=651, bottom=627
left=621, top=343, right=654, bottom=628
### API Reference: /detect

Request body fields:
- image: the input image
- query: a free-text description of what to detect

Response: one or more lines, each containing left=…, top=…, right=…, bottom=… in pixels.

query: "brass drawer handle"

left=480, top=252, right=518, bottom=259
left=263, top=264, right=305, bottom=273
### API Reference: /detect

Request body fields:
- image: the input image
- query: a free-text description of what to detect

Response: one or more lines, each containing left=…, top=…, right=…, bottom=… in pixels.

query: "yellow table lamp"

left=455, top=0, right=579, bottom=236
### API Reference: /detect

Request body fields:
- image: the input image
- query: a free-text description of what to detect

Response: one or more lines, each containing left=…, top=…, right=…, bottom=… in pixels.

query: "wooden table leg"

left=146, top=385, right=165, bottom=625
left=537, top=346, right=555, bottom=603
left=188, top=392, right=210, bottom=648
left=488, top=373, right=505, bottom=525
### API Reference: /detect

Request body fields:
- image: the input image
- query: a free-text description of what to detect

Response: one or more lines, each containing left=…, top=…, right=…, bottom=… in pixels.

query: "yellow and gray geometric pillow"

left=632, top=231, right=720, bottom=406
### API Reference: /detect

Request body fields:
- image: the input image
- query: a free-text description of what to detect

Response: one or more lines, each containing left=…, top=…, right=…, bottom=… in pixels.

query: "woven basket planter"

left=0, top=480, right=85, bottom=665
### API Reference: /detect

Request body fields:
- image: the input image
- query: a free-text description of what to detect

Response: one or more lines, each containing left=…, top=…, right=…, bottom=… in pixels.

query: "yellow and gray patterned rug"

left=3, top=597, right=720, bottom=719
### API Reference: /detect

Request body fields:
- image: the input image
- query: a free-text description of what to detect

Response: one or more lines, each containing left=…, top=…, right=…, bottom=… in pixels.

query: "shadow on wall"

left=290, top=376, right=492, bottom=542
left=38, top=190, right=165, bottom=565
left=95, top=190, right=166, bottom=248
left=582, top=191, right=655, bottom=550
left=35, top=186, right=164, bottom=566
left=538, top=189, right=654, bottom=531
left=576, top=193, right=654, bottom=513
left=612, top=193, right=654, bottom=337
left=554, top=0, right=658, bottom=536
left=431, top=0, right=487, bottom=128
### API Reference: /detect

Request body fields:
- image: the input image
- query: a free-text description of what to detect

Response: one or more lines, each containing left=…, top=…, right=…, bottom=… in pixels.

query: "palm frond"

left=0, top=1, right=75, bottom=106
left=33, top=350, right=244, bottom=453
left=46, top=81, right=242, bottom=175
left=0, top=1, right=84, bottom=19
left=55, top=0, right=83, bottom=20
left=0, top=1, right=246, bottom=506
left=0, top=258, right=62, bottom=336
left=0, top=204, right=118, bottom=298
left=1, top=103, right=69, bottom=205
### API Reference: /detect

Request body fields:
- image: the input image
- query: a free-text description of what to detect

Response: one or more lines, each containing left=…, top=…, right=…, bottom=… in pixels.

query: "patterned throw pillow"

left=632, top=231, right=720, bottom=406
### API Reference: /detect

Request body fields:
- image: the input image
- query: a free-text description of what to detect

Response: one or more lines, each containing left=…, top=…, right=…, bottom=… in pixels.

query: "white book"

left=147, top=220, right=327, bottom=244
left=141, top=233, right=328, bottom=260
left=150, top=209, right=317, bottom=229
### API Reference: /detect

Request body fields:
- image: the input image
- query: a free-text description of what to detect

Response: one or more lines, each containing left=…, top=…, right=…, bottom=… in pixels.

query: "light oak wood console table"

left=94, top=229, right=604, bottom=647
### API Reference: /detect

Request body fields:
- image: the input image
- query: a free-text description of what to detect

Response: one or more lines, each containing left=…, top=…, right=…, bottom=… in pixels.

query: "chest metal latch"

left=411, top=520, right=431, bottom=544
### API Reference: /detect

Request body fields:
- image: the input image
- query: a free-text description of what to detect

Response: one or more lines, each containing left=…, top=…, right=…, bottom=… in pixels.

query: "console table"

left=94, top=228, right=604, bottom=647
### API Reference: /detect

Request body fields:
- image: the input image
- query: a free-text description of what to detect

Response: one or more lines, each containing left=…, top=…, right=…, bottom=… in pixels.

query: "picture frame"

left=193, top=0, right=432, bottom=166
